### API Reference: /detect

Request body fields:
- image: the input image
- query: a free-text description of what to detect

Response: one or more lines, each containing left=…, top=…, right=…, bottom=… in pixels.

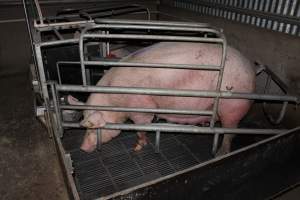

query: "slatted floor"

left=62, top=113, right=275, bottom=200
left=63, top=129, right=215, bottom=200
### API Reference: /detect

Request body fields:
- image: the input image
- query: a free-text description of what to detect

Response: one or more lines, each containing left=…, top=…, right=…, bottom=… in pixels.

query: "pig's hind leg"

left=217, top=99, right=252, bottom=156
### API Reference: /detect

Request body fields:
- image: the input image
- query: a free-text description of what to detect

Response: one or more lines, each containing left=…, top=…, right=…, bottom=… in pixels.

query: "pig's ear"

left=80, top=112, right=106, bottom=128
left=67, top=95, right=84, bottom=105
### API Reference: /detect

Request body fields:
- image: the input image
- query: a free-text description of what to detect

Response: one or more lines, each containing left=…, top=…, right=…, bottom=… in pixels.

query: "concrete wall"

left=0, top=5, right=31, bottom=76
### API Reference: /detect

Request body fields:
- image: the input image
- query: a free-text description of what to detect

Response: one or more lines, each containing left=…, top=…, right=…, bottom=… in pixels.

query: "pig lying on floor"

left=68, top=42, right=255, bottom=155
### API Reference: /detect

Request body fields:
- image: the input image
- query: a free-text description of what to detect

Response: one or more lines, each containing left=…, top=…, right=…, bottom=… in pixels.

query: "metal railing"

left=39, top=19, right=299, bottom=155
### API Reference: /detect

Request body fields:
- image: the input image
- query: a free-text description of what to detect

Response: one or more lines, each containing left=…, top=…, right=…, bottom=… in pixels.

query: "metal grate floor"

left=63, top=130, right=214, bottom=200
left=61, top=109, right=277, bottom=200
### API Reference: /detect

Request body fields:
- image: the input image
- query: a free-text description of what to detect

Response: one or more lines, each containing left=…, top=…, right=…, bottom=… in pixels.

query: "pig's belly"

left=154, top=96, right=215, bottom=125
left=157, top=114, right=212, bottom=125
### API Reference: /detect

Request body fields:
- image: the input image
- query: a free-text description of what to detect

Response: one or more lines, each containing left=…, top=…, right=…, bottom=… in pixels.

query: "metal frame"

left=35, top=19, right=299, bottom=158
left=23, top=1, right=300, bottom=198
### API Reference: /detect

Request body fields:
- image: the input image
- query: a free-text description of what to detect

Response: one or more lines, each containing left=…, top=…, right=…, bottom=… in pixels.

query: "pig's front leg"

left=134, top=132, right=148, bottom=151
left=130, top=113, right=154, bottom=151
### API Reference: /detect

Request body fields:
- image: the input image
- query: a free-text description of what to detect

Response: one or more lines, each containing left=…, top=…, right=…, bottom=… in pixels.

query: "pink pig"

left=69, top=42, right=255, bottom=155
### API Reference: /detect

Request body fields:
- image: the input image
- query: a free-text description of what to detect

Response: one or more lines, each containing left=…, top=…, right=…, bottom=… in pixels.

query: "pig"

left=69, top=42, right=256, bottom=155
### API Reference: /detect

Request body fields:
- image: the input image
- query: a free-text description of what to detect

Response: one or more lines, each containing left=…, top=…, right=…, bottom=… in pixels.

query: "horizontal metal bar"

left=62, top=122, right=285, bottom=135
left=56, top=84, right=299, bottom=103
left=60, top=105, right=213, bottom=116
left=34, top=19, right=95, bottom=31
left=38, top=38, right=79, bottom=47
left=0, top=18, right=25, bottom=24
left=7, top=0, right=154, bottom=6
left=83, top=61, right=221, bottom=70
left=83, top=34, right=224, bottom=43
left=85, top=24, right=221, bottom=35
left=94, top=19, right=211, bottom=28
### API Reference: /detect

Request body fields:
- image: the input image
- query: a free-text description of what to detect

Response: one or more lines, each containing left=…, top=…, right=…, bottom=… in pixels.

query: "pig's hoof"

left=134, top=139, right=148, bottom=152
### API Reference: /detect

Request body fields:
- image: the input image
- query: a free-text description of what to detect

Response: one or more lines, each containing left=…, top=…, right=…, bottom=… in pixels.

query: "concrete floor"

left=0, top=73, right=68, bottom=199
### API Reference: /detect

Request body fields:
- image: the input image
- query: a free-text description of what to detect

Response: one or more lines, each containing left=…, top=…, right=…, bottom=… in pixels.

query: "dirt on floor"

left=0, top=72, right=68, bottom=200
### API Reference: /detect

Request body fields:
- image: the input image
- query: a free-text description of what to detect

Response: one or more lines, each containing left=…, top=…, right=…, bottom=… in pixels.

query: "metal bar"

left=83, top=34, right=225, bottom=43
left=87, top=24, right=221, bottom=35
left=94, top=19, right=211, bottom=28
left=83, top=61, right=221, bottom=70
left=56, top=85, right=299, bottom=103
left=62, top=122, right=285, bottom=135
left=96, top=128, right=102, bottom=151
left=155, top=131, right=160, bottom=153
left=50, top=83, right=64, bottom=137
left=22, top=0, right=40, bottom=94
left=211, top=34, right=227, bottom=155
left=34, top=0, right=44, bottom=25
left=34, top=20, right=94, bottom=31
left=0, top=18, right=26, bottom=24
left=60, top=105, right=213, bottom=116
left=262, top=73, right=289, bottom=125
left=39, top=39, right=79, bottom=47
left=81, top=23, right=222, bottom=35
left=79, top=29, right=87, bottom=86
left=34, top=45, right=49, bottom=98
left=4, top=0, right=155, bottom=6
left=81, top=7, right=149, bottom=19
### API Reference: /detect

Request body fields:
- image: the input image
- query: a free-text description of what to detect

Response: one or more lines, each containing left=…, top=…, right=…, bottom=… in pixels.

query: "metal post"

left=96, top=128, right=102, bottom=151
left=155, top=131, right=161, bottom=153
left=50, top=82, right=63, bottom=137
left=211, top=38, right=227, bottom=155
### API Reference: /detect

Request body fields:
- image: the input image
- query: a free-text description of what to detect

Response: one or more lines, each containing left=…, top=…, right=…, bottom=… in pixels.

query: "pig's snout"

left=80, top=130, right=98, bottom=152
left=80, top=129, right=121, bottom=153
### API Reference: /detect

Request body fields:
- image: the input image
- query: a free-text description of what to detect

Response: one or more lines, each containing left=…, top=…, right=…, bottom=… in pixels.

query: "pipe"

left=83, top=61, right=221, bottom=71
left=94, top=18, right=211, bottom=28
left=83, top=33, right=223, bottom=42
left=56, top=84, right=299, bottom=103
left=60, top=105, right=213, bottom=116
left=211, top=32, right=227, bottom=155
left=62, top=122, right=285, bottom=135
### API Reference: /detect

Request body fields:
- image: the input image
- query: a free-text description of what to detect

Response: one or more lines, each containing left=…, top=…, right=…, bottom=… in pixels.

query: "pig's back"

left=106, top=42, right=255, bottom=93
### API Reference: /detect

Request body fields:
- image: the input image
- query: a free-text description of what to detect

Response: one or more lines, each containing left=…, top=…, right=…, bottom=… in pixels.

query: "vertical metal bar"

left=211, top=38, right=227, bottom=155
left=50, top=82, right=63, bottom=137
left=35, top=45, right=49, bottom=99
left=155, top=130, right=161, bottom=153
left=96, top=128, right=102, bottom=151
left=22, top=0, right=40, bottom=91
left=56, top=62, right=62, bottom=84
left=33, top=0, right=44, bottom=25
left=79, top=31, right=87, bottom=86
